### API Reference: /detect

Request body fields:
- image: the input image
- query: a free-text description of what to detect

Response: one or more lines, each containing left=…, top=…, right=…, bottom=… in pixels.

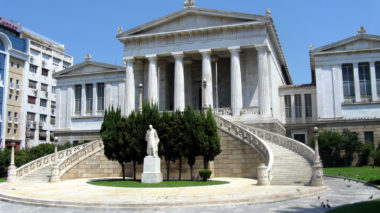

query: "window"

left=97, top=83, right=104, bottom=111
left=11, top=61, right=14, bottom=67
left=295, top=94, right=302, bottom=118
left=342, top=64, right=355, bottom=98
left=14, top=112, right=18, bottom=123
left=9, top=78, right=13, bottom=89
left=359, top=62, right=371, bottom=97
left=17, top=64, right=20, bottom=69
left=28, top=80, right=37, bottom=89
left=42, top=53, right=51, bottom=60
left=15, top=96, right=18, bottom=101
left=41, top=83, right=48, bottom=92
left=0, top=40, right=4, bottom=51
left=39, top=130, right=47, bottom=141
left=52, top=86, right=56, bottom=94
left=14, top=129, right=17, bottom=134
left=364, top=132, right=374, bottom=144
left=41, top=68, right=49, bottom=76
left=51, top=101, right=56, bottom=109
left=63, top=61, right=71, bottom=69
left=294, top=134, right=306, bottom=144
left=40, top=114, right=47, bottom=122
left=376, top=62, right=380, bottom=96
left=86, top=84, right=93, bottom=113
left=16, top=79, right=19, bottom=90
left=8, top=94, right=11, bottom=100
left=27, top=112, right=36, bottom=121
left=40, top=99, right=47, bottom=107
left=74, top=85, right=81, bottom=114
left=50, top=116, right=55, bottom=125
left=284, top=95, right=291, bottom=118
left=53, top=58, right=60, bottom=66
left=8, top=111, right=12, bottom=122
left=29, top=64, right=37, bottom=73
left=305, top=94, right=312, bottom=118
left=28, top=96, right=36, bottom=104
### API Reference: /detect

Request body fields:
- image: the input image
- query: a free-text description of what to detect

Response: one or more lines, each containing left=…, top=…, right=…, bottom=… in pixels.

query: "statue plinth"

left=141, top=156, right=163, bottom=184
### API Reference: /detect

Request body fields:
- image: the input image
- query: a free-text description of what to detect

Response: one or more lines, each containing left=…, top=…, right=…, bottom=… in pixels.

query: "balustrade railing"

left=15, top=140, right=100, bottom=178
left=57, top=140, right=104, bottom=177
left=242, top=125, right=315, bottom=163
left=214, top=114, right=273, bottom=181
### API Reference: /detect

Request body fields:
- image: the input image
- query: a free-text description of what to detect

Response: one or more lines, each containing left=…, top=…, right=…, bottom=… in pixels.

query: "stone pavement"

left=0, top=176, right=378, bottom=212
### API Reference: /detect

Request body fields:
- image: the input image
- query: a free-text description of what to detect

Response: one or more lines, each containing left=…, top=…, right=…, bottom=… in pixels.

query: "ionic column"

left=199, top=49, right=213, bottom=108
left=173, top=52, right=185, bottom=111
left=146, top=55, right=158, bottom=105
left=124, top=57, right=135, bottom=115
left=370, top=62, right=378, bottom=101
left=353, top=63, right=361, bottom=102
left=257, top=46, right=271, bottom=117
left=228, top=46, right=243, bottom=116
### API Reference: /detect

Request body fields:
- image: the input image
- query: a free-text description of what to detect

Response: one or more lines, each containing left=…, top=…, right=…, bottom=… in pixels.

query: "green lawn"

left=88, top=179, right=229, bottom=188
left=0, top=177, right=6, bottom=183
left=328, top=199, right=380, bottom=213
left=324, top=166, right=380, bottom=184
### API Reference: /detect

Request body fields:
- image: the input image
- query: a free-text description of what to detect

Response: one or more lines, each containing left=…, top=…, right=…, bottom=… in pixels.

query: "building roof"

left=54, top=60, right=124, bottom=79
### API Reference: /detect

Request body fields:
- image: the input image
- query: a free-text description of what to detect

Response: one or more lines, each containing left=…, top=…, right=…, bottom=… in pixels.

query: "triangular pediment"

left=118, top=7, right=265, bottom=38
left=54, top=61, right=124, bottom=78
left=312, top=34, right=380, bottom=53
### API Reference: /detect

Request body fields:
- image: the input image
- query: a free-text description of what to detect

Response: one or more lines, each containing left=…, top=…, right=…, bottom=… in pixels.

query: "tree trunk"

left=204, top=156, right=209, bottom=169
left=179, top=157, right=182, bottom=180
left=166, top=159, right=170, bottom=181
left=133, top=160, right=136, bottom=181
left=121, top=162, right=125, bottom=180
left=190, top=164, right=194, bottom=180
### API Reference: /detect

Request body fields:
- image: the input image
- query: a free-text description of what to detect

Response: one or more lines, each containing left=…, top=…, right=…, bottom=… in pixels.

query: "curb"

left=324, top=175, right=380, bottom=190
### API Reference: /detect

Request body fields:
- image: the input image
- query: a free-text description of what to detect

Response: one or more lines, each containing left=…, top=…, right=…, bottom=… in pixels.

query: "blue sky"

left=2, top=0, right=380, bottom=84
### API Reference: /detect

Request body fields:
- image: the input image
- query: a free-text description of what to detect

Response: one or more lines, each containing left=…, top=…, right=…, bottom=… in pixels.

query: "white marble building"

left=55, top=4, right=380, bottom=148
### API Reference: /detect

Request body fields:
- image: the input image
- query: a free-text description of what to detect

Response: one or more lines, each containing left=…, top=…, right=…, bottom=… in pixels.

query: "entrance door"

left=293, top=134, right=306, bottom=144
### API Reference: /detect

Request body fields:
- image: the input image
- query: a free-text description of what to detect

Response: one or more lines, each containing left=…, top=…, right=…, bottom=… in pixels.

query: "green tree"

left=341, top=129, right=362, bottom=166
left=173, top=110, right=186, bottom=180
left=158, top=111, right=176, bottom=180
left=200, top=108, right=221, bottom=169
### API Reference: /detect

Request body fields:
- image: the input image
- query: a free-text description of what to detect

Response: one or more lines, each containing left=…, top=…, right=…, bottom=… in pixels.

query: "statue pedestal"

left=141, top=156, right=163, bottom=184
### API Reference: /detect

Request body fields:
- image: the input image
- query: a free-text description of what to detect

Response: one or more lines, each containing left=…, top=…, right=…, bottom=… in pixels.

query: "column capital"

left=199, top=49, right=212, bottom=55
left=146, top=54, right=157, bottom=61
left=228, top=46, right=241, bottom=53
left=255, top=44, right=270, bottom=53
left=123, top=57, right=134, bottom=65
left=172, top=51, right=184, bottom=58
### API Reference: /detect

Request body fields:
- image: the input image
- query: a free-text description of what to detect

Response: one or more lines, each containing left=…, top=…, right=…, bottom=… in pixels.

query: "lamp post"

left=7, top=137, right=17, bottom=183
left=139, top=82, right=143, bottom=112
left=50, top=137, right=60, bottom=182
left=311, top=127, right=324, bottom=186
left=202, top=78, right=208, bottom=112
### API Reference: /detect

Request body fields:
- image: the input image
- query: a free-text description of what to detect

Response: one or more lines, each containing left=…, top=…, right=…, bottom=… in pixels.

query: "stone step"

left=20, top=166, right=52, bottom=182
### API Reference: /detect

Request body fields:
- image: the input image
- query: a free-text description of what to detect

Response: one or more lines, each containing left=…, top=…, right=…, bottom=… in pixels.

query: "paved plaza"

left=0, top=176, right=379, bottom=212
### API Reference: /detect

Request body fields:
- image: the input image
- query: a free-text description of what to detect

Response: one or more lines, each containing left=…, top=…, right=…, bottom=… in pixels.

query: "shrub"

left=199, top=169, right=212, bottom=181
left=373, top=149, right=380, bottom=166
left=359, top=143, right=374, bottom=166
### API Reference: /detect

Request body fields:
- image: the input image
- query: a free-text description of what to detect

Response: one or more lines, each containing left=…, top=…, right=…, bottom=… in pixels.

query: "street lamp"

left=202, top=78, right=208, bottom=112
left=311, top=126, right=324, bottom=186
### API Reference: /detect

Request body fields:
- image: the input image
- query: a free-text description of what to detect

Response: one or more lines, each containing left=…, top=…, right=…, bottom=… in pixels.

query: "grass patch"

left=324, top=166, right=380, bottom=184
left=88, top=179, right=229, bottom=188
left=328, top=199, right=380, bottom=213
left=0, top=177, right=5, bottom=183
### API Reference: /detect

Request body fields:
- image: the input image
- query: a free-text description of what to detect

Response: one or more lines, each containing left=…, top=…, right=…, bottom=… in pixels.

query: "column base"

left=50, top=165, right=61, bottom=183
left=7, top=165, right=17, bottom=183
left=311, top=162, right=324, bottom=186
left=257, top=163, right=270, bottom=185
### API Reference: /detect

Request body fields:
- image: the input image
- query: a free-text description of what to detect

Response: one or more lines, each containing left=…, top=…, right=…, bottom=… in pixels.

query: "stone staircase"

left=265, top=141, right=312, bottom=185
left=20, top=166, right=52, bottom=182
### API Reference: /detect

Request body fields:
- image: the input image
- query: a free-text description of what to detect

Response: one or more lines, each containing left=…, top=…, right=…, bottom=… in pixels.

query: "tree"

left=172, top=110, right=186, bottom=180
left=200, top=108, right=221, bottom=169
left=341, top=129, right=362, bottom=166
left=158, top=111, right=177, bottom=180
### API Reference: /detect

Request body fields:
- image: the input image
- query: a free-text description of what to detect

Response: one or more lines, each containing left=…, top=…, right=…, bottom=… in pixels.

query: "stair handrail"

left=57, top=140, right=104, bottom=178
left=214, top=114, right=273, bottom=181
left=243, top=125, right=315, bottom=163
left=15, top=140, right=99, bottom=178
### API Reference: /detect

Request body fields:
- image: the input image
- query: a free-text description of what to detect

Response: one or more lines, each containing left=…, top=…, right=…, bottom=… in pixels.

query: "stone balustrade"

left=15, top=140, right=101, bottom=178
left=243, top=125, right=315, bottom=163
left=214, top=114, right=273, bottom=183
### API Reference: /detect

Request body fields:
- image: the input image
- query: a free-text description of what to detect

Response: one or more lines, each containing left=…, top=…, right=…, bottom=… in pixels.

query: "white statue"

left=145, top=125, right=160, bottom=157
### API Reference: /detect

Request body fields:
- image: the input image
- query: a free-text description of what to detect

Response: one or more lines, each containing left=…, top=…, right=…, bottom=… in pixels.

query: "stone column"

left=370, top=62, right=378, bottom=101
left=200, top=49, right=213, bottom=108
left=257, top=46, right=271, bottom=117
left=50, top=137, right=60, bottom=182
left=81, top=84, right=85, bottom=116
left=124, top=57, right=135, bottom=115
left=7, top=141, right=16, bottom=183
left=147, top=55, right=158, bottom=105
left=229, top=47, right=243, bottom=116
left=353, top=63, right=361, bottom=102
left=173, top=52, right=185, bottom=111
left=311, top=127, right=324, bottom=186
